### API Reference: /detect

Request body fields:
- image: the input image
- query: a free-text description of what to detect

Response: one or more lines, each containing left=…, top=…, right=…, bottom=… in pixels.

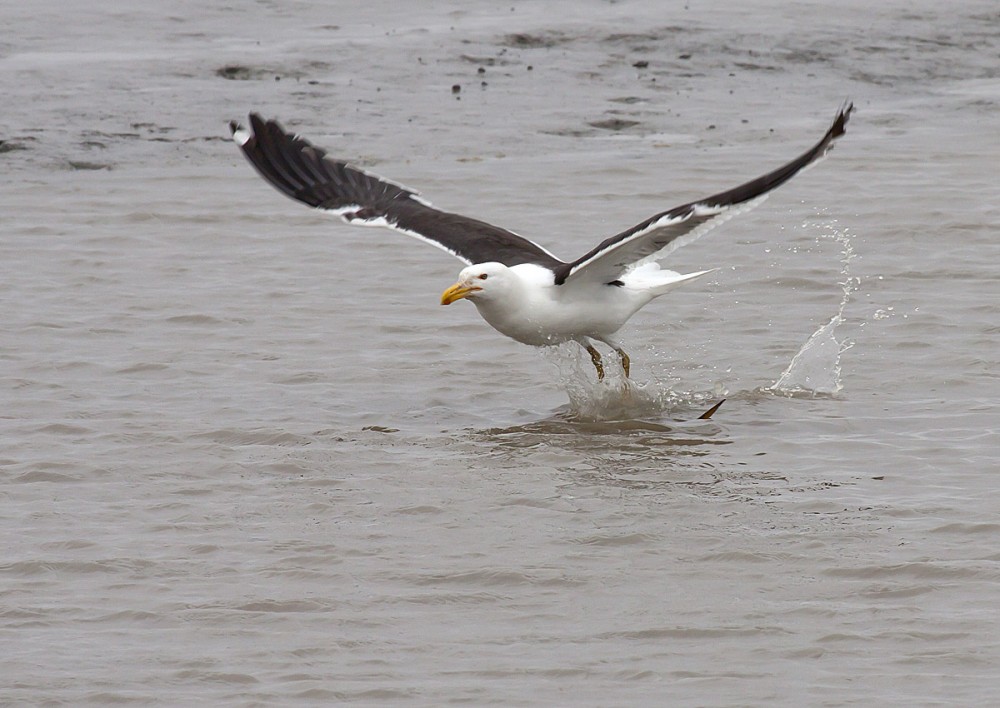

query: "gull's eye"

left=478, top=273, right=488, bottom=280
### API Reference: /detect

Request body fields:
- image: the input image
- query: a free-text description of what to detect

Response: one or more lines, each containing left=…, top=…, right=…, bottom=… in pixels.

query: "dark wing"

left=553, top=102, right=854, bottom=285
left=230, top=114, right=565, bottom=269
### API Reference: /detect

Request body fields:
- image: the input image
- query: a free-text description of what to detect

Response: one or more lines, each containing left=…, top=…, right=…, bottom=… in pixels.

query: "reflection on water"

left=479, top=413, right=729, bottom=446
left=468, top=390, right=734, bottom=493
left=465, top=408, right=810, bottom=502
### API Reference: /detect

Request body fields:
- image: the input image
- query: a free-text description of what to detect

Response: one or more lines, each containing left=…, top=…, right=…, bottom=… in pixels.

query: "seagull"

left=230, top=103, right=852, bottom=381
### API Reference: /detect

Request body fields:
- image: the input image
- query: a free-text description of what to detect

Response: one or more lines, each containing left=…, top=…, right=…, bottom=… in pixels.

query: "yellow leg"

left=585, top=344, right=605, bottom=381
left=615, top=348, right=630, bottom=378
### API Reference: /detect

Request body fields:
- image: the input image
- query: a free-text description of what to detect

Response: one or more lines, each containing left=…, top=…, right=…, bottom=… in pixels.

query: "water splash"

left=539, top=344, right=719, bottom=421
left=769, top=223, right=857, bottom=397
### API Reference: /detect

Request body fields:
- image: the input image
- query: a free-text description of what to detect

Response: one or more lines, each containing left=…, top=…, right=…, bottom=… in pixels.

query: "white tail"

left=622, top=263, right=717, bottom=297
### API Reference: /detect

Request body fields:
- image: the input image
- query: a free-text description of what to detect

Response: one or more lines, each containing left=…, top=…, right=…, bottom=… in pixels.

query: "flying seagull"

left=230, top=103, right=852, bottom=381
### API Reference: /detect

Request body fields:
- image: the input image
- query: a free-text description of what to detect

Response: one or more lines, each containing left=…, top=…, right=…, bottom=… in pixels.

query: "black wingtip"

left=816, top=101, right=853, bottom=156
left=830, top=100, right=854, bottom=141
left=229, top=113, right=277, bottom=142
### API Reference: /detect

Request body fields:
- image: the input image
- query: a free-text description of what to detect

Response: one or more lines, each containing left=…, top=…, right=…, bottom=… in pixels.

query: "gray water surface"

left=3, top=1, right=1000, bottom=705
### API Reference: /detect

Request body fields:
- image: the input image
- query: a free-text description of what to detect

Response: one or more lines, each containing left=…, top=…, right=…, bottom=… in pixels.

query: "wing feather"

left=231, top=114, right=565, bottom=269
left=554, top=102, right=853, bottom=285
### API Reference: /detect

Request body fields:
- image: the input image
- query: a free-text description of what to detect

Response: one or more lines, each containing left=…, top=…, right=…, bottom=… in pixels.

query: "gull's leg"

left=614, top=347, right=630, bottom=378
left=595, top=336, right=630, bottom=379
left=583, top=343, right=605, bottom=381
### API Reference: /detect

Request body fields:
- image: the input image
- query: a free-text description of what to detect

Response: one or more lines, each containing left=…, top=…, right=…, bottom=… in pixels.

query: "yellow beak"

left=440, top=282, right=481, bottom=305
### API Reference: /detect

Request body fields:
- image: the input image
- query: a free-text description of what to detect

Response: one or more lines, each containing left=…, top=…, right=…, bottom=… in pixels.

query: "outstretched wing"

left=230, top=114, right=565, bottom=269
left=553, top=102, right=854, bottom=285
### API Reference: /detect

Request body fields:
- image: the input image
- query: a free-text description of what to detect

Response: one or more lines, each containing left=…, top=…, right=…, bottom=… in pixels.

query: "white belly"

left=472, top=285, right=641, bottom=346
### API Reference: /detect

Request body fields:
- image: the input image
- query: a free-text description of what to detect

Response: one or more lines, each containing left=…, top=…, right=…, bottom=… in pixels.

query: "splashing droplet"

left=770, top=224, right=856, bottom=397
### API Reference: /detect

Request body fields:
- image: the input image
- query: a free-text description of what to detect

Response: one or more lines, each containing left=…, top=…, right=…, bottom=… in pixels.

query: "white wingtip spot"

left=231, top=125, right=251, bottom=146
